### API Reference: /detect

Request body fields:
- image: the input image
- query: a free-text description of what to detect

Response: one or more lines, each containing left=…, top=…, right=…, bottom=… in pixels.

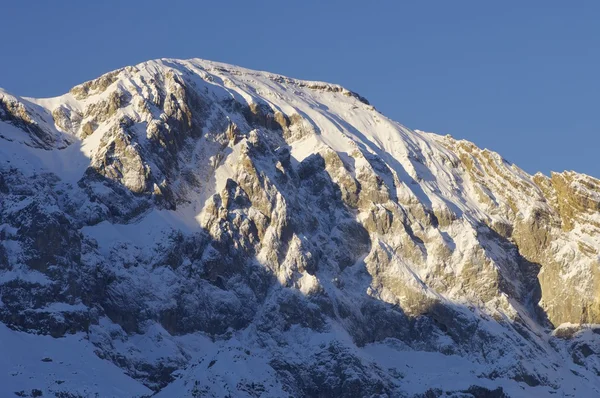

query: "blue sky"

left=1, top=1, right=598, bottom=177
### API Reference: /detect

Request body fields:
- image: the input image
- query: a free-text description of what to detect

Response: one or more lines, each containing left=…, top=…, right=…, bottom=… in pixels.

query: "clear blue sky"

left=2, top=1, right=598, bottom=177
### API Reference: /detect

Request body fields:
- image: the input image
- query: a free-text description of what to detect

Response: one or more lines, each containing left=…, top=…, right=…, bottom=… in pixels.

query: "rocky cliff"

left=0, top=58, right=599, bottom=397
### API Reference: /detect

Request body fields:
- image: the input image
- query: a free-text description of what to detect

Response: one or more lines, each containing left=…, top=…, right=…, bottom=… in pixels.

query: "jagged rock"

left=1, top=58, right=599, bottom=397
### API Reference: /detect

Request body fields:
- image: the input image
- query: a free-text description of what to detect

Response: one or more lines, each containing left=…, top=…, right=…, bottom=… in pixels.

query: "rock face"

left=0, top=58, right=599, bottom=397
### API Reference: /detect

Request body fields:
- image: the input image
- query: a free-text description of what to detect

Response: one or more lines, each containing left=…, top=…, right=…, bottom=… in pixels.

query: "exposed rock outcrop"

left=1, top=58, right=599, bottom=397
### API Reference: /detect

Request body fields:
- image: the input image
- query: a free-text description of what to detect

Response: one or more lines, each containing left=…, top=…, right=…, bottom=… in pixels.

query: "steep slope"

left=0, top=58, right=599, bottom=397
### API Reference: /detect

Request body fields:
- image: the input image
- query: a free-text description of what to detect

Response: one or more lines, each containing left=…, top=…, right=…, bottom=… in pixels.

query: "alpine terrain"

left=1, top=58, right=600, bottom=397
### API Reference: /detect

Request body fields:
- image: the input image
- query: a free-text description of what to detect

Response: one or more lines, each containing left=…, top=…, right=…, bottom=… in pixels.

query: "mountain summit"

left=1, top=58, right=599, bottom=397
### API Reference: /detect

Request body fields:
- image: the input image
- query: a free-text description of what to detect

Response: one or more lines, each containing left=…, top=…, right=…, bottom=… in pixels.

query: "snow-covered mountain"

left=1, top=58, right=599, bottom=397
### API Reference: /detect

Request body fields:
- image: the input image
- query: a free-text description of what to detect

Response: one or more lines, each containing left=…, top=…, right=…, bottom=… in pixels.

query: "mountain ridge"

left=1, top=58, right=599, bottom=397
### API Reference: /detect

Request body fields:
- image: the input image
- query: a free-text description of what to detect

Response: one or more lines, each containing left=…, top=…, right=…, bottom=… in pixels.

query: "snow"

left=0, top=268, right=52, bottom=286
left=82, top=207, right=202, bottom=257
left=0, top=323, right=151, bottom=397
left=2, top=57, right=600, bottom=397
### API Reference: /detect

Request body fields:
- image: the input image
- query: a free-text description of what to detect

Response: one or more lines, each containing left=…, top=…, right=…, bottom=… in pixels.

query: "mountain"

left=1, top=58, right=599, bottom=397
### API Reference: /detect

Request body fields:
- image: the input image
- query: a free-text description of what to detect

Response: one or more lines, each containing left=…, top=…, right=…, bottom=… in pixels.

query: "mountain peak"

left=1, top=58, right=600, bottom=396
